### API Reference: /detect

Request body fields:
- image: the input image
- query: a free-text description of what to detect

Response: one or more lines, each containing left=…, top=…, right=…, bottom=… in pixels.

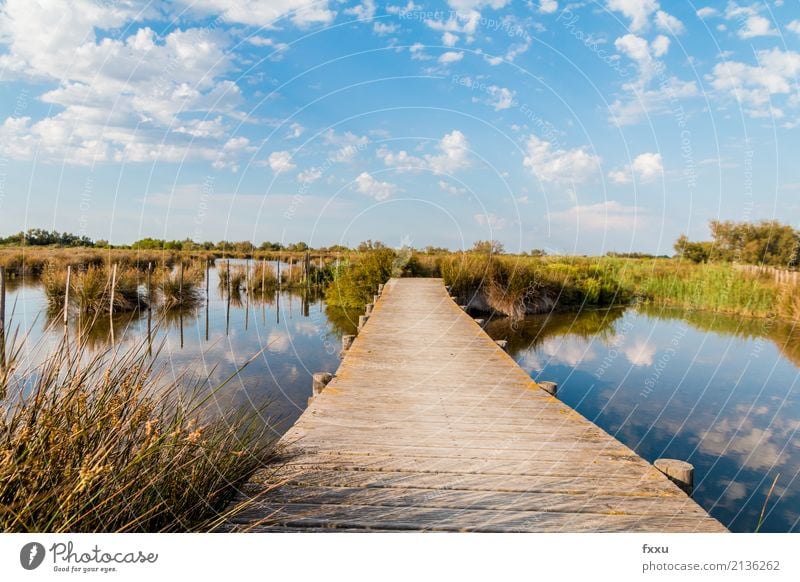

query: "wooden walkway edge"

left=226, top=278, right=727, bottom=532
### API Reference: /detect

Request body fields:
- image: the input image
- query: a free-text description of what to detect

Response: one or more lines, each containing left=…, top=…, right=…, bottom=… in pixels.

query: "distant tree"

left=530, top=248, right=548, bottom=257
left=327, top=244, right=349, bottom=253
left=673, top=235, right=711, bottom=263
left=472, top=240, right=504, bottom=255
left=286, top=241, right=309, bottom=252
left=356, top=240, right=386, bottom=252
left=259, top=241, right=284, bottom=251
left=132, top=238, right=165, bottom=250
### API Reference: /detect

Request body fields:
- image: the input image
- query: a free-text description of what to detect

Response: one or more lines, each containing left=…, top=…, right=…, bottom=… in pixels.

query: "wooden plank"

left=227, top=278, right=726, bottom=533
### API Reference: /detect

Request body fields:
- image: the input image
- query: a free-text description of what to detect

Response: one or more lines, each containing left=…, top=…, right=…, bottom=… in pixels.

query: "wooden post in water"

left=261, top=258, right=266, bottom=301
left=0, top=266, right=6, bottom=369
left=277, top=255, right=282, bottom=290
left=226, top=261, right=231, bottom=336
left=109, top=263, right=118, bottom=317
left=179, top=261, right=184, bottom=306
left=341, top=334, right=355, bottom=353
left=312, top=372, right=333, bottom=397
left=64, top=265, right=71, bottom=326
left=245, top=258, right=250, bottom=330
left=655, top=459, right=694, bottom=495
left=539, top=381, right=558, bottom=396
left=304, top=252, right=310, bottom=287
left=147, top=262, right=153, bottom=352
left=358, top=314, right=368, bottom=330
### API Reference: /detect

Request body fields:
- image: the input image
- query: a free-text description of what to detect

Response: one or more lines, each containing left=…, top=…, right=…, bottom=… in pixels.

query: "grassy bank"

left=325, top=250, right=799, bottom=321
left=0, top=333, right=278, bottom=532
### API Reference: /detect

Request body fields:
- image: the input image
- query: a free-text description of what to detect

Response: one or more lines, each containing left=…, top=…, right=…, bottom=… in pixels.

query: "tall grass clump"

left=158, top=262, right=204, bottom=309
left=0, top=333, right=279, bottom=532
left=72, top=265, right=143, bottom=314
left=325, top=249, right=395, bottom=308
left=248, top=262, right=278, bottom=295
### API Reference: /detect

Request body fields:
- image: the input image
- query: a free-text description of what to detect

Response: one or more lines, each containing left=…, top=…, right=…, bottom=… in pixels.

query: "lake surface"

left=485, top=307, right=800, bottom=533
left=3, top=266, right=798, bottom=532
left=2, top=260, right=356, bottom=438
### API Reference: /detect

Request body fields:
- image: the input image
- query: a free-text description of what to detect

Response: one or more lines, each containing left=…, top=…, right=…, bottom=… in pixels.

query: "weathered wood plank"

left=227, top=278, right=726, bottom=533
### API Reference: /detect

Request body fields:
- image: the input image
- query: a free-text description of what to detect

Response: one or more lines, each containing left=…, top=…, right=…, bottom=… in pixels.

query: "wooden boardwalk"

left=227, top=278, right=726, bottom=532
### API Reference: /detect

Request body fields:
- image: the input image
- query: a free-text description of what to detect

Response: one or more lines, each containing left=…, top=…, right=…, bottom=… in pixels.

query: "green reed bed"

left=0, top=332, right=279, bottom=532
left=158, top=262, right=205, bottom=309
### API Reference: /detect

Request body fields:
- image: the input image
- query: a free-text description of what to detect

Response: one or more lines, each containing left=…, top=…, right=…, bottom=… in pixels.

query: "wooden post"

left=304, top=251, right=310, bottom=285
left=373, top=294, right=379, bottom=304
left=458, top=305, right=467, bottom=311
left=109, top=263, right=118, bottom=317
left=0, top=266, right=5, bottom=367
left=365, top=303, right=373, bottom=315
left=179, top=261, right=184, bottom=306
left=654, top=459, right=694, bottom=495
left=473, top=318, right=485, bottom=325
left=341, top=334, right=355, bottom=353
left=495, top=339, right=508, bottom=351
left=206, top=259, right=210, bottom=303
left=358, top=314, right=369, bottom=330
left=377, top=283, right=384, bottom=295
left=539, top=381, right=558, bottom=396
left=245, top=259, right=250, bottom=329
left=63, top=265, right=71, bottom=325
left=312, top=372, right=334, bottom=396
left=261, top=258, right=266, bottom=299
left=277, top=255, right=282, bottom=289
left=226, top=261, right=231, bottom=336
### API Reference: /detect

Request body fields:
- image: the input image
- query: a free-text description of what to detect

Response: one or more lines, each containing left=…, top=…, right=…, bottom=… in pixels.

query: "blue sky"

left=0, top=0, right=798, bottom=253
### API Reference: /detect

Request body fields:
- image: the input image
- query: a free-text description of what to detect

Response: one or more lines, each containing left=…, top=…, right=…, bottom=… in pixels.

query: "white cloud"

left=297, top=167, right=323, bottom=183
left=438, top=180, right=467, bottom=195
left=344, top=0, right=376, bottom=19
left=651, top=35, right=670, bottom=57
left=549, top=200, right=644, bottom=231
left=539, top=1, right=558, bottom=14
left=523, top=134, right=601, bottom=184
left=425, top=130, right=471, bottom=174
left=474, top=212, right=508, bottom=229
left=373, top=22, right=399, bottom=35
left=0, top=5, right=248, bottom=165
left=609, top=76, right=698, bottom=125
left=323, top=129, right=369, bottom=162
left=179, top=0, right=335, bottom=27
left=387, top=1, right=421, bottom=15
left=709, top=48, right=800, bottom=118
left=788, top=20, right=800, bottom=35
left=286, top=122, right=304, bottom=139
left=724, top=3, right=778, bottom=39
left=267, top=150, right=296, bottom=173
left=740, top=14, right=777, bottom=38
left=446, top=0, right=511, bottom=9
left=378, top=131, right=471, bottom=175
left=355, top=172, right=397, bottom=201
left=655, top=10, right=685, bottom=34
left=633, top=152, right=663, bottom=181
left=409, top=42, right=431, bottom=60
left=697, top=7, right=719, bottom=18
left=607, top=152, right=663, bottom=184
left=439, top=50, right=464, bottom=64
left=378, top=146, right=426, bottom=170
left=606, top=0, right=659, bottom=32
left=472, top=85, right=516, bottom=110
left=442, top=32, right=459, bottom=47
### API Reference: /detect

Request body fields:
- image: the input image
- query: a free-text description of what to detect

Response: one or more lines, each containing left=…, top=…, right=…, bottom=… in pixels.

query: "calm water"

left=2, top=260, right=357, bottom=436
left=486, top=307, right=800, bottom=533
left=3, top=267, right=799, bottom=531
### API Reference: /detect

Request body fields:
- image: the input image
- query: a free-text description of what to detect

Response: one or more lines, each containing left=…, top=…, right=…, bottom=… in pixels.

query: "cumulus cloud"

left=709, top=48, right=800, bottom=118
left=0, top=1, right=256, bottom=165
left=439, top=50, right=464, bottom=64
left=377, top=130, right=471, bottom=175
left=608, top=152, right=663, bottom=184
left=297, top=167, right=323, bottom=183
left=355, top=172, right=397, bottom=201
left=267, top=150, right=296, bottom=173
left=180, top=0, right=335, bottom=27
left=480, top=85, right=516, bottom=110
left=548, top=200, right=644, bottom=231
left=523, top=135, right=601, bottom=184
left=539, top=1, right=558, bottom=14
left=474, top=212, right=508, bottom=229
left=323, top=129, right=369, bottom=162
left=724, top=3, right=778, bottom=39
left=606, top=0, right=684, bottom=35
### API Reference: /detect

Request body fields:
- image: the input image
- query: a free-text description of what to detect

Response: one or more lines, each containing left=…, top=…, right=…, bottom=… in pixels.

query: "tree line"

left=674, top=220, right=800, bottom=266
